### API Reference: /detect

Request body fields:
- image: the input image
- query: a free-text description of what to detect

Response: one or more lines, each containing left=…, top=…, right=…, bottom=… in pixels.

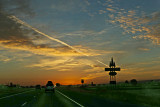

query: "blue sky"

left=0, top=0, right=160, bottom=85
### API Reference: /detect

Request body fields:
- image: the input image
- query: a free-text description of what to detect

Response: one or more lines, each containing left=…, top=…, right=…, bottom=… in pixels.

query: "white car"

left=45, top=81, right=55, bottom=93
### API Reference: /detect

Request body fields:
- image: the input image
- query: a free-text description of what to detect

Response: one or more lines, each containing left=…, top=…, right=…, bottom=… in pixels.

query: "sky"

left=0, top=0, right=160, bottom=85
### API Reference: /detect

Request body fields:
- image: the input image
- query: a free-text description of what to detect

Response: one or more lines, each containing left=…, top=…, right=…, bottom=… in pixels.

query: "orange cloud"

left=106, top=8, right=116, bottom=12
left=107, top=7, right=160, bottom=45
left=0, top=55, right=11, bottom=62
left=99, top=10, right=106, bottom=14
left=0, top=40, right=104, bottom=57
left=138, top=48, right=150, bottom=51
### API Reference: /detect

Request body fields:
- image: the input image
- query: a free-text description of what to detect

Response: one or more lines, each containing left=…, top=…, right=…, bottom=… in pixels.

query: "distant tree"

left=42, top=86, right=45, bottom=88
left=56, top=83, right=60, bottom=87
left=68, top=85, right=72, bottom=87
left=130, top=79, right=137, bottom=85
left=125, top=80, right=129, bottom=84
left=81, top=79, right=84, bottom=86
left=35, top=85, right=41, bottom=89
left=30, top=86, right=34, bottom=88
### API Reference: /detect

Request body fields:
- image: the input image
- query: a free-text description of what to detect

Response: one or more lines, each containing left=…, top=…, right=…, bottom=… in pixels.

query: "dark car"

left=45, top=81, right=55, bottom=93
left=35, top=85, right=41, bottom=90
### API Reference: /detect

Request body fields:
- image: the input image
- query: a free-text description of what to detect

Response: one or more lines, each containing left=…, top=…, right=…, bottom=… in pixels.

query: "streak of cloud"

left=8, top=15, right=107, bottom=66
left=0, top=11, right=103, bottom=57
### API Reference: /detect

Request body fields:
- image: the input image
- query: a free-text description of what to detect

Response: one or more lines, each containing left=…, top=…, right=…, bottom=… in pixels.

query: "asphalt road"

left=0, top=89, right=80, bottom=107
left=0, top=89, right=143, bottom=107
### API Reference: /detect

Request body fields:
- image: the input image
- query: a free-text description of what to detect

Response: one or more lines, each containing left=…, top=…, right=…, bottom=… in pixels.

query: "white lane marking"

left=21, top=102, right=27, bottom=106
left=56, top=90, right=84, bottom=107
left=0, top=90, right=34, bottom=100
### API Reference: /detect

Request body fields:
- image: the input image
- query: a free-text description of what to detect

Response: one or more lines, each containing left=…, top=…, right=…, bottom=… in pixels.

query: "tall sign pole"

left=105, top=57, right=120, bottom=84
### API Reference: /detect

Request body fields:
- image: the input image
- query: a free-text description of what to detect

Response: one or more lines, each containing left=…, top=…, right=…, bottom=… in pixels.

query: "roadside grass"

left=57, top=87, right=141, bottom=107
left=95, top=88, right=160, bottom=107
left=57, top=84, right=160, bottom=107
left=0, top=86, right=34, bottom=98
left=0, top=89, right=43, bottom=107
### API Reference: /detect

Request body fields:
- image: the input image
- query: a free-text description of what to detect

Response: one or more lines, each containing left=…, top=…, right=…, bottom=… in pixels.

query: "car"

left=35, top=85, right=41, bottom=90
left=45, top=81, right=55, bottom=93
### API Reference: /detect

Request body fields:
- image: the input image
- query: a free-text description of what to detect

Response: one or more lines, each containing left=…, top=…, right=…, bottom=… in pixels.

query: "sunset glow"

left=0, top=0, right=160, bottom=85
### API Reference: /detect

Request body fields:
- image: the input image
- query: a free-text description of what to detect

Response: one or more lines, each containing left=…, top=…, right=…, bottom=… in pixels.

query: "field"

left=0, top=85, right=33, bottom=98
left=57, top=82, right=160, bottom=107
left=0, top=82, right=160, bottom=107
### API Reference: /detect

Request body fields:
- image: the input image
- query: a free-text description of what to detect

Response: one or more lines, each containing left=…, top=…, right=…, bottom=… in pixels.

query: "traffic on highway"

left=0, top=81, right=143, bottom=107
left=0, top=81, right=81, bottom=107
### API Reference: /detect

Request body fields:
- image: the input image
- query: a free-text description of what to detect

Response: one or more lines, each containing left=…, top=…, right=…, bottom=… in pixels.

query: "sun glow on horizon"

left=0, top=0, right=160, bottom=85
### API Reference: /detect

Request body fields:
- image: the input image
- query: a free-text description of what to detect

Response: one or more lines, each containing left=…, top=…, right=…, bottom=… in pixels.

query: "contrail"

left=96, top=60, right=107, bottom=66
left=8, top=15, right=106, bottom=66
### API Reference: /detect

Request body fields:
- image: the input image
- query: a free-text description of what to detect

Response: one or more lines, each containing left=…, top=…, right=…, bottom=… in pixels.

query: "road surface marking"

left=21, top=102, right=27, bottom=106
left=56, top=90, right=84, bottom=107
left=0, top=90, right=34, bottom=100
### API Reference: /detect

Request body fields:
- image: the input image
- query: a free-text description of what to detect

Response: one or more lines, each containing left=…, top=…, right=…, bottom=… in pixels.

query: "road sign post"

left=105, top=58, right=120, bottom=84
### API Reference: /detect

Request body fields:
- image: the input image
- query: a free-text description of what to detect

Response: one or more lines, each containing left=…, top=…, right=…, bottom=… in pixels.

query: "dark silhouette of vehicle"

left=45, top=81, right=55, bottom=93
left=35, top=85, right=41, bottom=89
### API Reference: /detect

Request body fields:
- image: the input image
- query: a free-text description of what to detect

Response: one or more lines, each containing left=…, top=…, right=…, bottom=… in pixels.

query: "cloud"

left=0, top=8, right=124, bottom=71
left=29, top=58, right=107, bottom=80
left=0, top=10, right=108, bottom=58
left=0, top=12, right=42, bottom=54
left=100, top=0, right=160, bottom=45
left=0, top=1, right=42, bottom=57
left=0, top=48, right=35, bottom=62
left=138, top=48, right=150, bottom=51
left=0, top=55, right=11, bottom=62
left=0, top=40, right=104, bottom=56
left=27, top=57, right=93, bottom=71
left=28, top=57, right=73, bottom=69
left=27, top=54, right=106, bottom=72
left=0, top=0, right=35, bottom=17
left=99, top=10, right=106, bottom=14
left=0, top=11, right=35, bottom=48
left=133, top=23, right=160, bottom=45
left=82, top=67, right=105, bottom=80
left=106, top=8, right=115, bottom=12
left=107, top=6, right=160, bottom=45
left=60, top=30, right=108, bottom=38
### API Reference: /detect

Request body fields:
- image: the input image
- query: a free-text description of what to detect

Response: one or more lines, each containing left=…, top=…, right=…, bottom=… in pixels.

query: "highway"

left=0, top=88, right=142, bottom=107
left=0, top=89, right=80, bottom=107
